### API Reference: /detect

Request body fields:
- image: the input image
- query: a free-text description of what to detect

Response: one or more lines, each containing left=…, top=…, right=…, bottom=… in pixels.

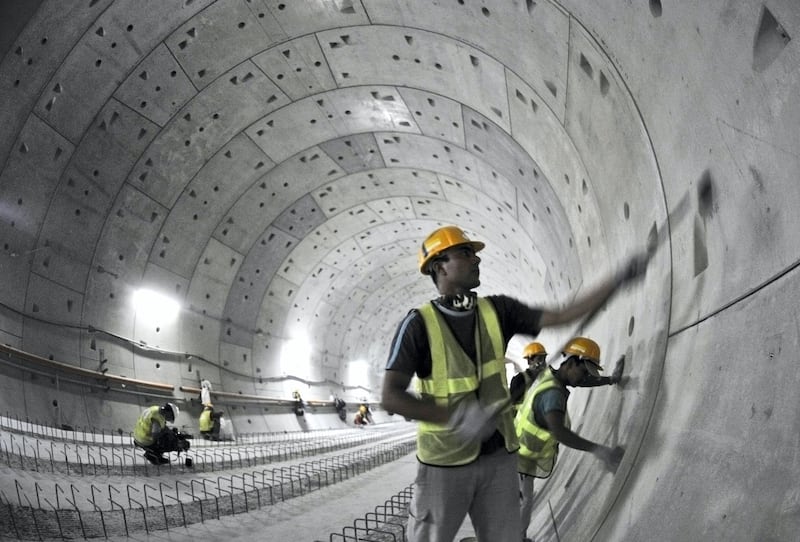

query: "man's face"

left=436, top=244, right=481, bottom=290
left=526, top=354, right=546, bottom=371
left=566, top=357, right=592, bottom=386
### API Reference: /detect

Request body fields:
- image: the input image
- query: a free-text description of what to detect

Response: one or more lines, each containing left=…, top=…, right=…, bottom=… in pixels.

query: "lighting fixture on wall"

left=132, top=288, right=180, bottom=324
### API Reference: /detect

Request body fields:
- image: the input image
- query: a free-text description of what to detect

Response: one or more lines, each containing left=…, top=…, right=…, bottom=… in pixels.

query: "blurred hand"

left=610, top=355, right=625, bottom=385
left=595, top=445, right=625, bottom=472
left=448, top=400, right=497, bottom=444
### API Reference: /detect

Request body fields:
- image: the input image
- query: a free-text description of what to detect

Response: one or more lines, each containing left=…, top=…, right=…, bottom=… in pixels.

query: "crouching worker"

left=199, top=404, right=223, bottom=440
left=358, top=403, right=374, bottom=424
left=134, top=402, right=190, bottom=465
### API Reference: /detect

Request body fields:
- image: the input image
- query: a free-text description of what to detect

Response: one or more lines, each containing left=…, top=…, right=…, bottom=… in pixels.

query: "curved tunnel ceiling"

left=2, top=1, right=799, bottom=540
left=1, top=0, right=665, bottom=388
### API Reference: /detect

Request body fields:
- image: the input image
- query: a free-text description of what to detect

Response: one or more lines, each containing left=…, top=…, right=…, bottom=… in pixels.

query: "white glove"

left=447, top=400, right=497, bottom=444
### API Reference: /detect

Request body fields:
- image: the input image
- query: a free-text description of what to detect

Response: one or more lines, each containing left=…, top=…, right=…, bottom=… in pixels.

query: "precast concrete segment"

left=594, top=264, right=800, bottom=541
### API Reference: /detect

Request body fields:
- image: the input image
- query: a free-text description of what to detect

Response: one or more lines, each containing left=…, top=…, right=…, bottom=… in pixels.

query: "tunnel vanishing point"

left=0, top=1, right=798, bottom=541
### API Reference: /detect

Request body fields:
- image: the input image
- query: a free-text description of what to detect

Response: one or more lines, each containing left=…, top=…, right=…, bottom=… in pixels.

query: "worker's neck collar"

left=435, top=291, right=477, bottom=311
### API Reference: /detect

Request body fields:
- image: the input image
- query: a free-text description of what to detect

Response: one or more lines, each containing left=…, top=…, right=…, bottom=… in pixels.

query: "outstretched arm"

left=381, top=370, right=448, bottom=424
left=538, top=275, right=618, bottom=328
left=544, top=410, right=624, bottom=471
left=544, top=410, right=601, bottom=451
left=539, top=253, right=649, bottom=328
left=578, top=355, right=625, bottom=387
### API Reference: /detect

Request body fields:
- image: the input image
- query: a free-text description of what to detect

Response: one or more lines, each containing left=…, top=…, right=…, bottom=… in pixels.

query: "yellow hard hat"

left=523, top=342, right=547, bottom=359
left=418, top=226, right=485, bottom=275
left=563, top=337, right=603, bottom=373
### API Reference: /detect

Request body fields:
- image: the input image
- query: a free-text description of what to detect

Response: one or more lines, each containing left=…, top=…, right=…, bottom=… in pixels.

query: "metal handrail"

left=0, top=344, right=174, bottom=392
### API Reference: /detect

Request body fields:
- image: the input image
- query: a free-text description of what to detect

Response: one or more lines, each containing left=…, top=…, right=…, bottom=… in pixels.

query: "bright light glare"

left=132, top=289, right=180, bottom=324
left=281, top=327, right=312, bottom=376
left=346, top=359, right=370, bottom=389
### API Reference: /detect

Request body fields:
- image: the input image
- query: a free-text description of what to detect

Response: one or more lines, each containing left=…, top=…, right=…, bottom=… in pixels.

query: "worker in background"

left=133, top=402, right=189, bottom=465
left=199, top=404, right=223, bottom=440
left=509, top=342, right=549, bottom=406
left=515, top=337, right=624, bottom=542
left=354, top=410, right=368, bottom=426
left=334, top=396, right=347, bottom=422
left=293, top=390, right=305, bottom=416
left=358, top=403, right=373, bottom=424
left=511, top=341, right=625, bottom=404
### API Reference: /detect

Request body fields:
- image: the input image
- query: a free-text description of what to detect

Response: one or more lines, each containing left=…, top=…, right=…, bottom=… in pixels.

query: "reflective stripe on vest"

left=415, top=298, right=518, bottom=466
left=515, top=368, right=570, bottom=477
left=134, top=406, right=165, bottom=445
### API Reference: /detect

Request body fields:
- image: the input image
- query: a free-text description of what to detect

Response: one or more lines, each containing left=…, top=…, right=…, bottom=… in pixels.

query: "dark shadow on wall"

left=0, top=1, right=45, bottom=59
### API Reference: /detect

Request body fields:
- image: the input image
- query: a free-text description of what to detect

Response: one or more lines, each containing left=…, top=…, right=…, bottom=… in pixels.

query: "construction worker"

left=133, top=402, right=189, bottom=465
left=292, top=390, right=305, bottom=416
left=509, top=342, right=549, bottom=405
left=334, top=396, right=347, bottom=421
left=382, top=225, right=648, bottom=542
left=199, top=404, right=223, bottom=440
left=515, top=337, right=624, bottom=542
left=358, top=403, right=373, bottom=424
left=354, top=411, right=368, bottom=426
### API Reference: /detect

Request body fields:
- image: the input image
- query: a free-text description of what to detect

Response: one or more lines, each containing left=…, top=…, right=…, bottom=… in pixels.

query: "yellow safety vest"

left=199, top=409, right=213, bottom=432
left=134, top=406, right=165, bottom=446
left=415, top=298, right=518, bottom=466
left=515, top=368, right=570, bottom=477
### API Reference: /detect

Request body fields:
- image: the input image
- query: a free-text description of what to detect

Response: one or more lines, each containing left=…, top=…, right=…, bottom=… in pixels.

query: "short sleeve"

left=487, top=295, right=543, bottom=344
left=532, top=388, right=567, bottom=427
left=385, top=310, right=433, bottom=378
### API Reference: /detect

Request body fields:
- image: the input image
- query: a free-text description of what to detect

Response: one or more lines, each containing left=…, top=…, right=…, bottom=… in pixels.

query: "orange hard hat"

left=522, top=342, right=547, bottom=359
left=563, top=337, right=603, bottom=375
left=418, top=226, right=485, bottom=275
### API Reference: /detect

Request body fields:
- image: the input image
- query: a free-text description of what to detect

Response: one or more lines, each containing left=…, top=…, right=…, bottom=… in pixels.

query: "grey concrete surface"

left=0, top=419, right=418, bottom=541
left=0, top=1, right=798, bottom=540
left=106, top=453, right=420, bottom=542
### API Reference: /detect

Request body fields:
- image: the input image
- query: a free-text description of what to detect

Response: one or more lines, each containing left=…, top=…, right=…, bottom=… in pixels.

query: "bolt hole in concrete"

left=649, top=0, right=662, bottom=17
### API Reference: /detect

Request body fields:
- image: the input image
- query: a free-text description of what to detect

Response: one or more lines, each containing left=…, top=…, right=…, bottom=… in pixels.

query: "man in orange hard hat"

left=515, top=337, right=625, bottom=542
left=509, top=342, right=549, bottom=406
left=382, top=225, right=646, bottom=542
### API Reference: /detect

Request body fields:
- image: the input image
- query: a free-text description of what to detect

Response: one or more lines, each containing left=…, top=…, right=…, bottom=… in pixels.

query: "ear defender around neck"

left=438, top=292, right=477, bottom=311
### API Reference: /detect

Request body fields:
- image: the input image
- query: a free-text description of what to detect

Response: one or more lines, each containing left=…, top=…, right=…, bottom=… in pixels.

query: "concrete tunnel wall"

left=0, top=1, right=797, bottom=540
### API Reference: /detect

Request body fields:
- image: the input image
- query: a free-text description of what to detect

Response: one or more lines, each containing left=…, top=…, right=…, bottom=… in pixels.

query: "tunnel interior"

left=0, top=1, right=798, bottom=540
